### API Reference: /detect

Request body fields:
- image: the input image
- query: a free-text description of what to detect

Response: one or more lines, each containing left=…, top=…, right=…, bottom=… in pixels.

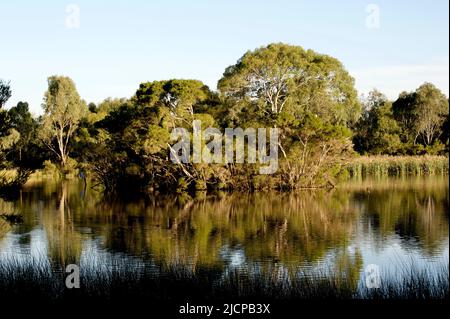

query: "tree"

left=0, top=109, right=23, bottom=192
left=0, top=83, right=17, bottom=170
left=40, top=76, right=87, bottom=167
left=0, top=79, right=12, bottom=109
left=393, top=83, right=448, bottom=147
left=353, top=90, right=401, bottom=155
left=7, top=101, right=46, bottom=169
left=82, top=79, right=219, bottom=192
left=392, top=91, right=416, bottom=143
left=0, top=118, right=19, bottom=170
left=217, top=43, right=361, bottom=187
left=7, top=102, right=35, bottom=161
left=218, top=43, right=361, bottom=127
left=414, top=83, right=448, bottom=146
left=0, top=90, right=26, bottom=189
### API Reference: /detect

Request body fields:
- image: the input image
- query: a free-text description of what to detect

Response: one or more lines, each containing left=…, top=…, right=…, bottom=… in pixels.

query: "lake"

left=0, top=175, right=448, bottom=296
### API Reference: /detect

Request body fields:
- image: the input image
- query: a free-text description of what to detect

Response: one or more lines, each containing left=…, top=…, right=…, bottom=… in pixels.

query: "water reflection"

left=0, top=176, right=448, bottom=284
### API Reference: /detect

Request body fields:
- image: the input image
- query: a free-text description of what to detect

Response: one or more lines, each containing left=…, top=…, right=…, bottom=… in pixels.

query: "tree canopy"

left=218, top=43, right=361, bottom=127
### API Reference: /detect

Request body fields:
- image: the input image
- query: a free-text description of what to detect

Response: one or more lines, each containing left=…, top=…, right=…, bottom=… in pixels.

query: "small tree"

left=414, top=83, right=448, bottom=146
left=40, top=76, right=86, bottom=167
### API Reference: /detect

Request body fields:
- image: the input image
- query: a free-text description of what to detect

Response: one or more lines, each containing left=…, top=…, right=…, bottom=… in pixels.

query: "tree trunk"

left=57, top=129, right=67, bottom=167
left=61, top=155, right=67, bottom=167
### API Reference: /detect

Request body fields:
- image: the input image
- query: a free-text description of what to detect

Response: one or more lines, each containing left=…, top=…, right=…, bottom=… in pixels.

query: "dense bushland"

left=1, top=44, right=448, bottom=194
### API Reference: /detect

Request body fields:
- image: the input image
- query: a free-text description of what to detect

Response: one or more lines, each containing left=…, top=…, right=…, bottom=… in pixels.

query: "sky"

left=1, top=0, right=448, bottom=115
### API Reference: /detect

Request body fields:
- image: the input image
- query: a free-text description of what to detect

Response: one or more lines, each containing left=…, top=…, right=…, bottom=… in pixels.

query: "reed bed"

left=346, top=156, right=449, bottom=178
left=0, top=255, right=447, bottom=302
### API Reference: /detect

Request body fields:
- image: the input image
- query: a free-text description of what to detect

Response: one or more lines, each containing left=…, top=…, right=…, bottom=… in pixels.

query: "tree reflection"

left=42, top=182, right=82, bottom=267
left=0, top=176, right=447, bottom=284
left=350, top=176, right=449, bottom=255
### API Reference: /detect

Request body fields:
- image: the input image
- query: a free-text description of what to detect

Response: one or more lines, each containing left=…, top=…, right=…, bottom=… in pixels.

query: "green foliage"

left=218, top=43, right=361, bottom=127
left=0, top=120, right=20, bottom=180
left=41, top=160, right=61, bottom=178
left=0, top=87, right=40, bottom=189
left=67, top=45, right=449, bottom=193
left=194, top=180, right=207, bottom=190
left=214, top=43, right=361, bottom=189
left=2, top=45, right=449, bottom=194
left=355, top=84, right=449, bottom=156
left=136, top=79, right=214, bottom=129
left=6, top=102, right=45, bottom=170
left=86, top=97, right=129, bottom=124
left=353, top=90, right=402, bottom=155
left=393, top=83, right=448, bottom=149
left=40, top=76, right=87, bottom=167
left=0, top=126, right=19, bottom=153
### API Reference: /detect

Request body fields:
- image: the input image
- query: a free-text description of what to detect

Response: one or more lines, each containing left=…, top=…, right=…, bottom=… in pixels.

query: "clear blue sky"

left=1, top=0, right=448, bottom=115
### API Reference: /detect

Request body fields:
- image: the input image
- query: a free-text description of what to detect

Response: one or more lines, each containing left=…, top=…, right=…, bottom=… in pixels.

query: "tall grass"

left=0, top=255, right=447, bottom=301
left=346, top=156, right=449, bottom=178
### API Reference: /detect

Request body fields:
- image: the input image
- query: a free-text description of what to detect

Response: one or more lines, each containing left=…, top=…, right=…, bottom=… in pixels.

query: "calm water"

left=0, top=176, right=448, bottom=287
